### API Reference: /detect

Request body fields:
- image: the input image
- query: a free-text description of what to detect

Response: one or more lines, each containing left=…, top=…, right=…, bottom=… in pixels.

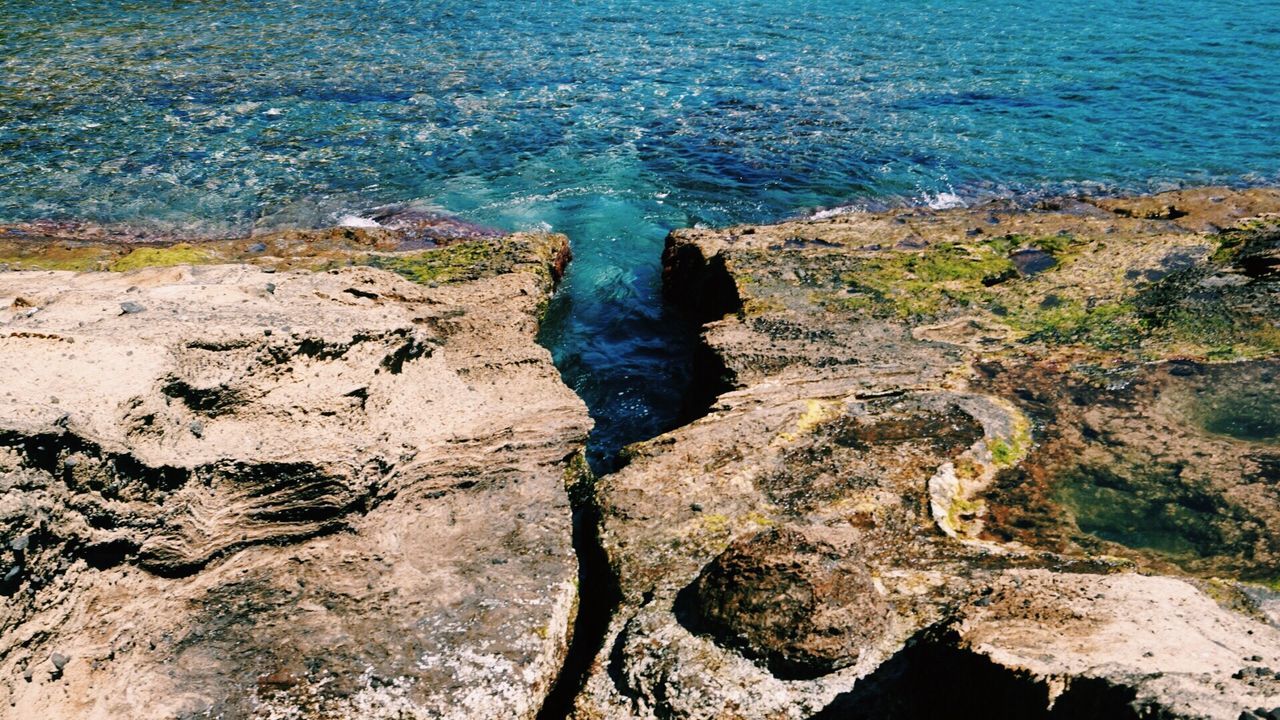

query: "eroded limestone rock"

left=0, top=231, right=589, bottom=719
left=574, top=188, right=1280, bottom=720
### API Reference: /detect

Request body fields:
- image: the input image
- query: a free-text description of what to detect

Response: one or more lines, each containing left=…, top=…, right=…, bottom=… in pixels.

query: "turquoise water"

left=3, top=1, right=1279, bottom=463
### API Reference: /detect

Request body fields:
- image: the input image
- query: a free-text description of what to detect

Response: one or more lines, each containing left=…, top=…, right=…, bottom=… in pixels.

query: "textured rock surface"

left=0, top=231, right=589, bottom=718
left=687, top=527, right=889, bottom=679
left=574, top=187, right=1280, bottom=719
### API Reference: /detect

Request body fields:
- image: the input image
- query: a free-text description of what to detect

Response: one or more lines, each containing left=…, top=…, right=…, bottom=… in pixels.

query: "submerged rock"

left=574, top=187, right=1280, bottom=719
left=0, top=231, right=589, bottom=718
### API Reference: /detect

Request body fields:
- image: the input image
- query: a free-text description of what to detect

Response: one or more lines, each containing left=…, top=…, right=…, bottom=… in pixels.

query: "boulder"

left=687, top=527, right=888, bottom=679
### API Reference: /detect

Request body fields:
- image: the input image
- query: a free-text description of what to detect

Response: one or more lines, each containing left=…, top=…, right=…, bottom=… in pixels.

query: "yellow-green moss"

left=1005, top=232, right=1090, bottom=259
left=701, top=513, right=730, bottom=535
left=562, top=449, right=595, bottom=505
left=1152, top=306, right=1280, bottom=360
left=108, top=243, right=218, bottom=272
left=776, top=399, right=842, bottom=443
left=946, top=496, right=985, bottom=532
left=989, top=439, right=1016, bottom=466
left=953, top=457, right=982, bottom=480
left=1009, top=298, right=1144, bottom=350
left=366, top=239, right=510, bottom=285
left=742, top=510, right=775, bottom=527
left=0, top=244, right=118, bottom=272
left=834, top=242, right=1015, bottom=319
left=742, top=296, right=786, bottom=315
left=989, top=414, right=1032, bottom=468
left=1209, top=220, right=1275, bottom=264
left=522, top=233, right=568, bottom=288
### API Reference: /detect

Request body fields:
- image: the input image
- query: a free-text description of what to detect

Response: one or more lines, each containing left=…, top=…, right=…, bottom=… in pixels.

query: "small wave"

left=925, top=191, right=967, bottom=210
left=809, top=206, right=857, bottom=220
left=337, top=214, right=383, bottom=228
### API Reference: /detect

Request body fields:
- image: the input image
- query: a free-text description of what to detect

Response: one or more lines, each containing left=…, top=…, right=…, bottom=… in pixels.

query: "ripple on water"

left=3, top=0, right=1280, bottom=460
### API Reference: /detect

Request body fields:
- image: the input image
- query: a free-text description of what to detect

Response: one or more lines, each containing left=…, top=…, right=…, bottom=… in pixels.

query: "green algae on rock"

left=573, top=187, right=1280, bottom=720
left=0, top=221, right=571, bottom=295
left=107, top=243, right=219, bottom=272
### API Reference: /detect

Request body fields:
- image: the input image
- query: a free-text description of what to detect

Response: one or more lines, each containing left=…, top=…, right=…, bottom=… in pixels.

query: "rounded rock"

left=690, top=527, right=889, bottom=678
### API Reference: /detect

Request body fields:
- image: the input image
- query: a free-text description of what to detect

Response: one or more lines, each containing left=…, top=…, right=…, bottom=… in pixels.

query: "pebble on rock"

left=119, top=302, right=145, bottom=315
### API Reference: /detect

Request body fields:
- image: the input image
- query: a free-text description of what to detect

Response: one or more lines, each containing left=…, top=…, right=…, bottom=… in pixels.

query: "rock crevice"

left=572, top=187, right=1280, bottom=720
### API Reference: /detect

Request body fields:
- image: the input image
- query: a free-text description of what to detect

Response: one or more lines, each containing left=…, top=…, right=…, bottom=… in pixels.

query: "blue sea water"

left=3, top=0, right=1279, bottom=463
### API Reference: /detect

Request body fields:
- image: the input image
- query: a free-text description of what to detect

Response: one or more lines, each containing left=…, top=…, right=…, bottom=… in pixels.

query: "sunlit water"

left=3, top=0, right=1278, bottom=463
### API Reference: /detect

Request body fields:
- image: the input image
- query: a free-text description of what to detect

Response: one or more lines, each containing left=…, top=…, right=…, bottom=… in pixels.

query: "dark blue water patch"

left=1010, top=248, right=1058, bottom=276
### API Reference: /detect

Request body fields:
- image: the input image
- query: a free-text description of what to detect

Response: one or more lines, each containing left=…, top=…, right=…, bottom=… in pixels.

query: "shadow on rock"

left=812, top=629, right=1163, bottom=720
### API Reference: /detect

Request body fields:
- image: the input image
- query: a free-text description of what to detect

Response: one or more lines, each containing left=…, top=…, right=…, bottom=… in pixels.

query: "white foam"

left=337, top=214, right=382, bottom=228
left=810, top=205, right=856, bottom=220
left=926, top=192, right=967, bottom=210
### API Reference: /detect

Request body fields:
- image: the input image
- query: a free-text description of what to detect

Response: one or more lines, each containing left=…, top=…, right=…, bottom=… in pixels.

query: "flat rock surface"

left=575, top=188, right=1280, bottom=719
left=0, top=233, right=590, bottom=718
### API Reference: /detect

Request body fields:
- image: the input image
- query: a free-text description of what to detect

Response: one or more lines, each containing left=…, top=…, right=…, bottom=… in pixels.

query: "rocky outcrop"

left=5, top=187, right=1280, bottom=719
left=574, top=188, right=1280, bottom=719
left=0, top=229, right=589, bottom=718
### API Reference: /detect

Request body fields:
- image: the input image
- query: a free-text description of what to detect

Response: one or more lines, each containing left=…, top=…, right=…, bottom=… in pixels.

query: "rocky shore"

left=0, top=221, right=589, bottom=718
left=1, top=187, right=1279, bottom=719
left=572, top=187, right=1280, bottom=719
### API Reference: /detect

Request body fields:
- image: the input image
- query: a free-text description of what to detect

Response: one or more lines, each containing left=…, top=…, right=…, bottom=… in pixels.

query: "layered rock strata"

left=574, top=187, right=1280, bottom=719
left=0, top=228, right=590, bottom=719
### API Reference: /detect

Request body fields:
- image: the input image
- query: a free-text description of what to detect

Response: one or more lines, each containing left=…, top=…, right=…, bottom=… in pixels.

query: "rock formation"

left=0, top=228, right=590, bottom=718
left=573, top=187, right=1280, bottom=719
left=4, top=187, right=1280, bottom=720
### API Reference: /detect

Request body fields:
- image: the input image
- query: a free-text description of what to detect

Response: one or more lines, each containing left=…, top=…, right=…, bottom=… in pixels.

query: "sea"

left=3, top=0, right=1278, bottom=464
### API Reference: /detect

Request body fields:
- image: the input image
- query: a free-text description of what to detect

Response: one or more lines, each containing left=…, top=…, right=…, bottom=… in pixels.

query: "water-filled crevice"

left=535, top=225, right=731, bottom=718
left=536, top=223, right=701, bottom=473
left=533, top=226, right=751, bottom=716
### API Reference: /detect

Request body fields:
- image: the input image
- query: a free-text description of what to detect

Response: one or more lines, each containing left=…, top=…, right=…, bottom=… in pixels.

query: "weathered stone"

left=0, top=232, right=589, bottom=719
left=688, top=528, right=888, bottom=679
left=574, top=187, right=1280, bottom=719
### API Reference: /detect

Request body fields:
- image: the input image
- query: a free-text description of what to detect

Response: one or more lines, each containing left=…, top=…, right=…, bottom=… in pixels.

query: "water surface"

left=3, top=0, right=1278, bottom=461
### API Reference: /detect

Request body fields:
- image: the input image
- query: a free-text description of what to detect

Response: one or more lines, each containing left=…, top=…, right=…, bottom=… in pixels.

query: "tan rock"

left=0, top=234, right=590, bottom=719
left=574, top=188, right=1280, bottom=719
